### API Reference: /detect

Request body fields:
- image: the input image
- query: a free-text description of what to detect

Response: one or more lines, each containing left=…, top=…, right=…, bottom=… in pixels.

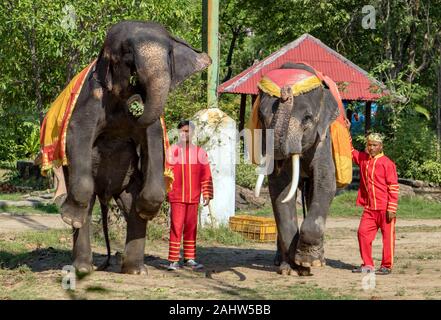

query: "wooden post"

left=251, top=94, right=257, bottom=106
left=365, top=101, right=372, bottom=134
left=437, top=61, right=441, bottom=160
left=239, top=94, right=247, bottom=133
left=346, top=101, right=353, bottom=123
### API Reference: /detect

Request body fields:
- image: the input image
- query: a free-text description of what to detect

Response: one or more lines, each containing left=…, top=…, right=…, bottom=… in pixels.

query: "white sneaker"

left=184, top=259, right=204, bottom=270
left=167, top=261, right=180, bottom=271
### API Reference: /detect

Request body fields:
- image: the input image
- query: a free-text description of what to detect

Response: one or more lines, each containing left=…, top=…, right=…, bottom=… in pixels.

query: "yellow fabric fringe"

left=258, top=75, right=322, bottom=98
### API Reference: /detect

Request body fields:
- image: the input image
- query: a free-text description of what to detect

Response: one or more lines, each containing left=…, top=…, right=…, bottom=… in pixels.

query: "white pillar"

left=192, top=108, right=236, bottom=226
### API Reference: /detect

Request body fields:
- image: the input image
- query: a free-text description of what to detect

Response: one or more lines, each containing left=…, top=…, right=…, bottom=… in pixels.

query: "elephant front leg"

left=72, top=197, right=95, bottom=274
left=295, top=155, right=336, bottom=268
left=136, top=119, right=166, bottom=219
left=61, top=97, right=103, bottom=229
left=116, top=185, right=148, bottom=275
left=269, top=172, right=303, bottom=275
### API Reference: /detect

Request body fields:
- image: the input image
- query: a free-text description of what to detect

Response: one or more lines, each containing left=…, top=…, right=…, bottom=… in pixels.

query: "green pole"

left=202, top=0, right=219, bottom=109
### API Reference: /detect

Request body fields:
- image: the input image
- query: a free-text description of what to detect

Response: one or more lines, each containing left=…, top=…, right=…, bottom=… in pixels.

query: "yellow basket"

left=229, top=215, right=277, bottom=242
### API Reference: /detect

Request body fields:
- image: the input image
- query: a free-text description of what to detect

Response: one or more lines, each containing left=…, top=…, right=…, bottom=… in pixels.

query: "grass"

left=198, top=224, right=247, bottom=246
left=330, top=191, right=441, bottom=219
left=0, top=229, right=72, bottom=269
left=251, top=283, right=353, bottom=300
left=239, top=191, right=441, bottom=219
left=0, top=198, right=102, bottom=216
left=0, top=193, right=25, bottom=201
left=0, top=203, right=60, bottom=215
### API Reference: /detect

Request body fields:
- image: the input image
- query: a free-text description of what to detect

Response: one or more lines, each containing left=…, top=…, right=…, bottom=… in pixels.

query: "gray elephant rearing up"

left=60, top=21, right=211, bottom=229
left=252, top=63, right=340, bottom=276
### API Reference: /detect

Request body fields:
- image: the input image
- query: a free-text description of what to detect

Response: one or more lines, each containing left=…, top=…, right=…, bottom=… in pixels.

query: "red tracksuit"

left=167, top=143, right=213, bottom=262
left=352, top=143, right=399, bottom=269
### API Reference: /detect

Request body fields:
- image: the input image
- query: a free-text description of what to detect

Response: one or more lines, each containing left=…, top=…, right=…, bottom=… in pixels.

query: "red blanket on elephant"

left=248, top=64, right=352, bottom=188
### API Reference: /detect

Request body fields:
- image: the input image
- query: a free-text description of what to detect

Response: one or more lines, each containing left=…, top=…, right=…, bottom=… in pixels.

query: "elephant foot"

left=294, top=242, right=325, bottom=268
left=121, top=263, right=148, bottom=275
left=277, top=262, right=297, bottom=276
left=73, top=261, right=94, bottom=275
left=138, top=210, right=159, bottom=221
left=60, top=199, right=88, bottom=229
left=293, top=264, right=312, bottom=276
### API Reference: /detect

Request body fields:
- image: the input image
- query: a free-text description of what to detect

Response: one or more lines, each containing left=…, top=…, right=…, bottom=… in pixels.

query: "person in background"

left=166, top=120, right=213, bottom=271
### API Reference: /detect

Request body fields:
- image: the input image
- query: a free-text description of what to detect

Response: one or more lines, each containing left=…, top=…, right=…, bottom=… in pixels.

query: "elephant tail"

left=97, top=201, right=111, bottom=271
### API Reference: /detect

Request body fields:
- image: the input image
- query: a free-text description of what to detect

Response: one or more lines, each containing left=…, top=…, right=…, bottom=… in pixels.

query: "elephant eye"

left=302, top=114, right=313, bottom=125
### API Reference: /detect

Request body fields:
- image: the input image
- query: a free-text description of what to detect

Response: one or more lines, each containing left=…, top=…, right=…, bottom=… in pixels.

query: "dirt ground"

left=0, top=213, right=67, bottom=233
left=1, top=215, right=441, bottom=300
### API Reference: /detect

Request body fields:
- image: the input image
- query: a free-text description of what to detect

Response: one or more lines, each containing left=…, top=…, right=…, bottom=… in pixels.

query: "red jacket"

left=167, top=143, right=213, bottom=204
left=352, top=144, right=399, bottom=214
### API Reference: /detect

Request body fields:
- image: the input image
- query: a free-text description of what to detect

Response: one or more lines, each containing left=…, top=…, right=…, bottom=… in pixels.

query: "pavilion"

left=217, top=33, right=386, bottom=133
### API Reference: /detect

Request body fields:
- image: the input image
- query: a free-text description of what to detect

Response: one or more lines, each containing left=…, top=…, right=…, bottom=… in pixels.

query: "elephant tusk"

left=281, top=154, right=300, bottom=204
left=254, top=156, right=267, bottom=198
left=254, top=174, right=265, bottom=197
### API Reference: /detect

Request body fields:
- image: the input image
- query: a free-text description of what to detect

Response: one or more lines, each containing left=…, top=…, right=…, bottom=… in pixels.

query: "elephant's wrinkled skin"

left=257, top=63, right=339, bottom=276
left=60, top=21, right=211, bottom=229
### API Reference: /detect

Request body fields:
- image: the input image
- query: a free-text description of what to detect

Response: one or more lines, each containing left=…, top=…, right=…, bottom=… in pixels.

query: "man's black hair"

left=177, top=120, right=195, bottom=130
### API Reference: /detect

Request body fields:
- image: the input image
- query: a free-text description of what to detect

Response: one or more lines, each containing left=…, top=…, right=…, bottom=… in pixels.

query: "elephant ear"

left=316, top=89, right=340, bottom=142
left=169, top=36, right=211, bottom=90
left=95, top=47, right=113, bottom=91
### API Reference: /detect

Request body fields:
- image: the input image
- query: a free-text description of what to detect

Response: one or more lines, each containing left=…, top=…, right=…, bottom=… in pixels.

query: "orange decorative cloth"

left=39, top=61, right=96, bottom=175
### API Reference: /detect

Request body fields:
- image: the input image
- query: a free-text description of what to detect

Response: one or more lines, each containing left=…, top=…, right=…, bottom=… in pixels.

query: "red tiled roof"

left=218, top=34, right=384, bottom=101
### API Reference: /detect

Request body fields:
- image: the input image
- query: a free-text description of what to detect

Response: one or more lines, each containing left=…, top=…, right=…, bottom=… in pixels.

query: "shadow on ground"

left=0, top=245, right=355, bottom=274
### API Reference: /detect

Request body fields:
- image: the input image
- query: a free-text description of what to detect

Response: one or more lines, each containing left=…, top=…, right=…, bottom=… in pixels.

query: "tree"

left=0, top=0, right=203, bottom=161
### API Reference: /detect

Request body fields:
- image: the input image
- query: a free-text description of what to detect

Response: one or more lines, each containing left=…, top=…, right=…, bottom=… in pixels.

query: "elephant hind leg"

left=114, top=188, right=148, bottom=275
left=96, top=200, right=111, bottom=271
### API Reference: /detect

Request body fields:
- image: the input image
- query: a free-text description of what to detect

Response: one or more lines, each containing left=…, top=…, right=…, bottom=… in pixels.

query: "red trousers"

left=168, top=203, right=199, bottom=262
left=357, top=208, right=396, bottom=269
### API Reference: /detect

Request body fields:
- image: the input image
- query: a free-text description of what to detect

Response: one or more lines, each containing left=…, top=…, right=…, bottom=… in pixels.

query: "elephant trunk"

left=132, top=43, right=171, bottom=128
left=271, top=86, right=302, bottom=159
left=136, top=74, right=170, bottom=127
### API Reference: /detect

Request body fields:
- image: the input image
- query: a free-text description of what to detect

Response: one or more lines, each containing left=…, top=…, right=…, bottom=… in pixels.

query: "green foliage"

left=128, top=101, right=144, bottom=117
left=414, top=161, right=441, bottom=185
left=381, top=114, right=438, bottom=181
left=3, top=168, right=51, bottom=190
left=235, top=163, right=258, bottom=189
left=0, top=0, right=204, bottom=162
left=17, top=123, right=41, bottom=160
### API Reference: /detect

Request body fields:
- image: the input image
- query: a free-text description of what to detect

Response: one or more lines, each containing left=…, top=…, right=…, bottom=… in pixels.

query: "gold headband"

left=367, top=133, right=384, bottom=143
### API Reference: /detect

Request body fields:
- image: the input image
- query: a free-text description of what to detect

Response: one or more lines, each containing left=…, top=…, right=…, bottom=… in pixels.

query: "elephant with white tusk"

left=252, top=62, right=340, bottom=276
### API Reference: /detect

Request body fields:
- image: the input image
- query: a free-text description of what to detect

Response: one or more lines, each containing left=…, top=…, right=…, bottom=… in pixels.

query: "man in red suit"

left=347, top=123, right=399, bottom=275
left=166, top=120, right=213, bottom=271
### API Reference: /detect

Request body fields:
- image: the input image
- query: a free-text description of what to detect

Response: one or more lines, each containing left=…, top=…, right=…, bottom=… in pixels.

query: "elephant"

left=69, top=120, right=162, bottom=275
left=254, top=63, right=340, bottom=276
left=60, top=21, right=211, bottom=230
